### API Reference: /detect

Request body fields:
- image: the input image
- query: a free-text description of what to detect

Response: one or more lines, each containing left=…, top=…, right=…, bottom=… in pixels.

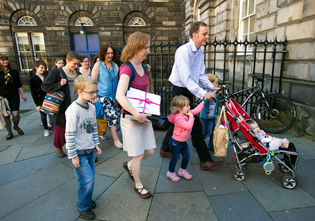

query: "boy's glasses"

left=83, top=90, right=99, bottom=95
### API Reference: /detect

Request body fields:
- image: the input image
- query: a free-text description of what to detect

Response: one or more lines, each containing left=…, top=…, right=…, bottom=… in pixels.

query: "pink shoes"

left=178, top=168, right=192, bottom=180
left=166, top=171, right=180, bottom=182
left=166, top=169, right=193, bottom=182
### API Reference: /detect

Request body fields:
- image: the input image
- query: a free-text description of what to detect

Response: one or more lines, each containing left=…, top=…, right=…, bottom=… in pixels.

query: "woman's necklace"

left=104, top=61, right=112, bottom=70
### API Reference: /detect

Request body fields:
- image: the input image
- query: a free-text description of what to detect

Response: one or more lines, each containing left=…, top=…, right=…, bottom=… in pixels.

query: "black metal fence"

left=145, top=36, right=287, bottom=115
left=8, top=36, right=287, bottom=116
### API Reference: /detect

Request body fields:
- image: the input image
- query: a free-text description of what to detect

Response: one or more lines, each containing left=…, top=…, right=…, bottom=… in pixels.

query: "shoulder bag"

left=41, top=69, right=65, bottom=115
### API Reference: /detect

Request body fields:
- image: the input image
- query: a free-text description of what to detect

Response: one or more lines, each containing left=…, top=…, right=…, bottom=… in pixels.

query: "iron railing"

left=7, top=36, right=287, bottom=116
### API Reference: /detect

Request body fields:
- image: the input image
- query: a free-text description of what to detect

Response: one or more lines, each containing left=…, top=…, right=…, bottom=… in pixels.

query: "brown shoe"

left=56, top=148, right=66, bottom=158
left=123, top=162, right=134, bottom=180
left=200, top=161, right=223, bottom=170
left=160, top=149, right=172, bottom=159
left=134, top=186, right=152, bottom=199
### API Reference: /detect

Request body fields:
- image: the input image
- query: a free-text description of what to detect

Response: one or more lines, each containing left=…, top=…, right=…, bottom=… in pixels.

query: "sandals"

left=123, top=162, right=134, bottom=180
left=13, top=127, right=24, bottom=135
left=134, top=186, right=152, bottom=199
left=6, top=133, right=13, bottom=140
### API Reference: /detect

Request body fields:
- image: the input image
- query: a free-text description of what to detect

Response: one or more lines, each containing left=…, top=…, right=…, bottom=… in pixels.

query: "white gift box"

left=126, top=87, right=161, bottom=116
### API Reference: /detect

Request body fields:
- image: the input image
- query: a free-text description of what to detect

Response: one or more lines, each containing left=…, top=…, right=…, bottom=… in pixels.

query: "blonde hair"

left=120, top=32, right=149, bottom=63
left=170, top=95, right=190, bottom=115
left=74, top=75, right=96, bottom=92
left=207, top=73, right=218, bottom=83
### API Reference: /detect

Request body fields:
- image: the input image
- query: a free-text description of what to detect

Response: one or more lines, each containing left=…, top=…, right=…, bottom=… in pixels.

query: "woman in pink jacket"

left=166, top=95, right=204, bottom=182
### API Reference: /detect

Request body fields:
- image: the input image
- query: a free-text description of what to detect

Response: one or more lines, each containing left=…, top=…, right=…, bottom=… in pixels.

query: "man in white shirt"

left=160, top=21, right=223, bottom=170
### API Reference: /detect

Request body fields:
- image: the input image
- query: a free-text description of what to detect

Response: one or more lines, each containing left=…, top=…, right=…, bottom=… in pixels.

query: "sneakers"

left=56, top=148, right=66, bottom=158
left=44, top=130, right=49, bottom=137
left=78, top=207, right=95, bottom=220
left=178, top=168, right=192, bottom=179
left=166, top=171, right=180, bottom=182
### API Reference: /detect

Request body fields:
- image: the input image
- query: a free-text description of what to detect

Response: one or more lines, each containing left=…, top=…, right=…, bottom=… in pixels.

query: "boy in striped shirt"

left=65, top=75, right=101, bottom=220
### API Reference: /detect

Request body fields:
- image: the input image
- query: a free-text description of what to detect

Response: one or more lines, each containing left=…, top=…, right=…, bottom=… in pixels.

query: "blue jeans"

left=72, top=151, right=95, bottom=211
left=168, top=137, right=190, bottom=173
left=201, top=118, right=215, bottom=149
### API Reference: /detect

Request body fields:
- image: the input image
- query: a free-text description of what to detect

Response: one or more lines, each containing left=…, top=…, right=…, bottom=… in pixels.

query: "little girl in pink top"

left=166, top=95, right=204, bottom=182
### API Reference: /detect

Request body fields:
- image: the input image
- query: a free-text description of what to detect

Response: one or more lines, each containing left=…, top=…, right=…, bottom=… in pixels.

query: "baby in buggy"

left=242, top=120, right=298, bottom=169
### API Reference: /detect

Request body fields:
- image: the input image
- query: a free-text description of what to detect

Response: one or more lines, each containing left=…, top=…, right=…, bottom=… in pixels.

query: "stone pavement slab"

left=0, top=163, right=74, bottom=218
left=293, top=158, right=315, bottom=178
left=242, top=163, right=315, bottom=212
left=209, top=192, right=272, bottom=221
left=0, top=146, right=22, bottom=166
left=194, top=163, right=247, bottom=196
left=142, top=146, right=163, bottom=168
left=288, top=136, right=315, bottom=161
left=95, top=151, right=131, bottom=178
left=94, top=166, right=159, bottom=221
left=0, top=133, right=42, bottom=146
left=0, top=152, right=68, bottom=185
left=155, top=158, right=203, bottom=193
left=16, top=142, right=56, bottom=161
left=297, top=175, right=315, bottom=198
left=1, top=174, right=115, bottom=221
left=269, top=207, right=315, bottom=221
left=148, top=192, right=218, bottom=221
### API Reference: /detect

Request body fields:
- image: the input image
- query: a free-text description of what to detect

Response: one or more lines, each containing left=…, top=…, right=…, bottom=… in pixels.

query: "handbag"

left=96, top=117, right=107, bottom=136
left=213, top=106, right=229, bottom=157
left=41, top=69, right=65, bottom=115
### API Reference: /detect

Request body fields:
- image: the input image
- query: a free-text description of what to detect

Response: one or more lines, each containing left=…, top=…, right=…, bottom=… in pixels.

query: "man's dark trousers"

left=161, top=86, right=213, bottom=162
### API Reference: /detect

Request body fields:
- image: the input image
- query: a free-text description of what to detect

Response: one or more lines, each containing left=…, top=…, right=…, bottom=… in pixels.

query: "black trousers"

left=279, top=142, right=298, bottom=168
left=161, top=86, right=213, bottom=162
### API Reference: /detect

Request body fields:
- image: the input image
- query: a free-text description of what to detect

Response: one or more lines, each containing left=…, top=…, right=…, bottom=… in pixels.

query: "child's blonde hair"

left=74, top=75, right=97, bottom=92
left=207, top=73, right=218, bottom=83
left=170, top=95, right=190, bottom=115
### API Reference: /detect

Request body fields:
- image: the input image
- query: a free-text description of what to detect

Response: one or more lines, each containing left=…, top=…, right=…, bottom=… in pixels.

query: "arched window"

left=75, top=17, right=94, bottom=26
left=18, top=16, right=37, bottom=26
left=128, top=17, right=146, bottom=26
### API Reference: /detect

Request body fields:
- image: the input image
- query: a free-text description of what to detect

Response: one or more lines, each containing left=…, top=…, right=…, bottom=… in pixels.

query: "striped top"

left=65, top=102, right=100, bottom=159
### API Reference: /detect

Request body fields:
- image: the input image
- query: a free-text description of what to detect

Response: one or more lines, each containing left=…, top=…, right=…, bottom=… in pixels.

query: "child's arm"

left=175, top=114, right=195, bottom=130
left=190, top=101, right=205, bottom=115
left=65, top=106, right=79, bottom=162
left=260, top=137, right=273, bottom=143
left=92, top=110, right=100, bottom=146
left=95, top=145, right=102, bottom=155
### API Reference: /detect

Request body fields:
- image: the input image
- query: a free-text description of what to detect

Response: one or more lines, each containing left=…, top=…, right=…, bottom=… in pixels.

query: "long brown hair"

left=99, top=44, right=116, bottom=62
left=120, top=32, right=149, bottom=63
left=0, top=54, right=14, bottom=72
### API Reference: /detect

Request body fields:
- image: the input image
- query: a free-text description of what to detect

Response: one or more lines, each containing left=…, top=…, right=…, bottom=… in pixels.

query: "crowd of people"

left=0, top=21, right=298, bottom=220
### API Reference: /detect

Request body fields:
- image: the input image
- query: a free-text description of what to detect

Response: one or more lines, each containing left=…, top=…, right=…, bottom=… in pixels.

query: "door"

left=72, top=33, right=99, bottom=62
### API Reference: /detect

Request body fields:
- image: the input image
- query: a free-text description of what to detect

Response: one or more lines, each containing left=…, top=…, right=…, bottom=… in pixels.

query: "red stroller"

left=224, top=99, right=298, bottom=189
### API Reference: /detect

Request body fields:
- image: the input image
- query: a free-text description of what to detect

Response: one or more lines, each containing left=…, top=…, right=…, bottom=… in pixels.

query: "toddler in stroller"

left=246, top=120, right=297, bottom=168
left=225, top=99, right=299, bottom=189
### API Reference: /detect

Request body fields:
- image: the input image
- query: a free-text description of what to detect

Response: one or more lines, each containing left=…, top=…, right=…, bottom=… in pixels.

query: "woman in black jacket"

left=29, top=60, right=52, bottom=137
left=42, top=51, right=81, bottom=158
left=0, top=54, right=27, bottom=140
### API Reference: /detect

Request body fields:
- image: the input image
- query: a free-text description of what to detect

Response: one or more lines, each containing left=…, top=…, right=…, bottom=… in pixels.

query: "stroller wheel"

left=234, top=169, right=246, bottom=181
left=278, top=163, right=291, bottom=173
left=281, top=175, right=297, bottom=189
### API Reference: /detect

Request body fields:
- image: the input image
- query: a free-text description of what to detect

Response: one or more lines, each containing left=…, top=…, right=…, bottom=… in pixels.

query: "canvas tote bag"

left=213, top=106, right=229, bottom=157
left=96, top=117, right=107, bottom=136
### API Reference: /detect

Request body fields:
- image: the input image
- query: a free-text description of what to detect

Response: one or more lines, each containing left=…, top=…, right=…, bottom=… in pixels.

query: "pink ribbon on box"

left=127, top=91, right=160, bottom=114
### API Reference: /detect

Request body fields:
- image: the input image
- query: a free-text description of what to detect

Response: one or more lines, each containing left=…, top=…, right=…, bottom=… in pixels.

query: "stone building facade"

left=0, top=0, right=182, bottom=69
left=0, top=0, right=314, bottom=136
left=182, top=0, right=315, bottom=137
